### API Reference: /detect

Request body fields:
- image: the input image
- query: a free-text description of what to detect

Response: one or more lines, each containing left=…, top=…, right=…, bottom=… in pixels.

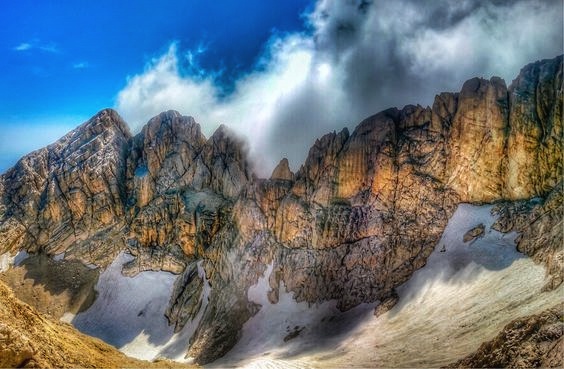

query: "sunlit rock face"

left=0, top=55, right=562, bottom=365
left=0, top=109, right=131, bottom=265
left=505, top=57, right=563, bottom=199
left=444, top=76, right=509, bottom=201
left=270, top=158, right=294, bottom=181
left=125, top=111, right=252, bottom=274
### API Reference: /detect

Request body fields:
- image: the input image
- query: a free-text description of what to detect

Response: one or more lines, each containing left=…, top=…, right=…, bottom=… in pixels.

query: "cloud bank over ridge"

left=115, top=0, right=563, bottom=176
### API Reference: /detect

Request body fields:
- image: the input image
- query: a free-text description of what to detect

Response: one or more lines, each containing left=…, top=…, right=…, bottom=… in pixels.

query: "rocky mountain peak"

left=270, top=158, right=294, bottom=181
left=85, top=108, right=132, bottom=137
left=142, top=110, right=200, bottom=139
left=459, top=76, right=507, bottom=99
left=141, top=110, right=203, bottom=148
left=54, top=108, right=131, bottom=156
left=0, top=108, right=132, bottom=260
left=132, top=110, right=205, bottom=181
left=208, top=123, right=242, bottom=151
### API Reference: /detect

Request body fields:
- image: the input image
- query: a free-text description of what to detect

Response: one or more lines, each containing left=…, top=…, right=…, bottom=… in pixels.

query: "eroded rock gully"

left=0, top=55, right=562, bottom=364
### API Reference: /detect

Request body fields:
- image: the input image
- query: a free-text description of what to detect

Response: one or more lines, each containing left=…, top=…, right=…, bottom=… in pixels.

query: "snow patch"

left=0, top=253, right=15, bottom=272
left=0, top=250, right=29, bottom=272
left=60, top=312, right=76, bottom=323
left=213, top=263, right=365, bottom=368
left=13, top=250, right=29, bottom=266
left=72, top=253, right=209, bottom=362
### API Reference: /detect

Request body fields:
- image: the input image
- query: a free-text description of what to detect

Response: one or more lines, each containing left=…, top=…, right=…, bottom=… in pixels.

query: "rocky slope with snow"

left=0, top=279, right=191, bottom=368
left=0, top=55, right=562, bottom=366
left=211, top=203, right=562, bottom=368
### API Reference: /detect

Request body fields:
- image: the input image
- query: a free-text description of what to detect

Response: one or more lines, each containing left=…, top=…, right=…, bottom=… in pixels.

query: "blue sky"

left=0, top=0, right=312, bottom=171
left=0, top=0, right=562, bottom=175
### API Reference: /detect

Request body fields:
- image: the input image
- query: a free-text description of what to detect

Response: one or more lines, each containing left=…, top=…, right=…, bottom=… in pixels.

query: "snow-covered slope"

left=212, top=204, right=563, bottom=368
left=66, top=204, right=561, bottom=367
left=71, top=253, right=210, bottom=362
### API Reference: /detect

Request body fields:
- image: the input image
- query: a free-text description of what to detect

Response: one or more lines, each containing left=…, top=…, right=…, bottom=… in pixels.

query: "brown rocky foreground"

left=448, top=304, right=563, bottom=368
left=0, top=279, right=194, bottom=368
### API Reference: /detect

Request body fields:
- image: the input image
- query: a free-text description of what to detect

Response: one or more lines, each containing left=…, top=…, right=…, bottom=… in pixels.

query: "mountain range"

left=0, top=55, right=562, bottom=368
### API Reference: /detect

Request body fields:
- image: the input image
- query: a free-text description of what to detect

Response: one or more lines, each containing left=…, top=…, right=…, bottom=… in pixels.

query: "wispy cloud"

left=73, top=62, right=89, bottom=69
left=38, top=43, right=59, bottom=53
left=13, top=42, right=32, bottom=51
left=12, top=40, right=60, bottom=53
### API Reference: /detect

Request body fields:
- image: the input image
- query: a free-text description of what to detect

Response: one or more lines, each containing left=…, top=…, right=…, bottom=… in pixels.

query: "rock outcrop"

left=124, top=112, right=251, bottom=274
left=270, top=158, right=294, bottom=181
left=463, top=223, right=485, bottom=243
left=0, top=55, right=561, bottom=364
left=178, top=55, right=563, bottom=363
left=448, top=303, right=563, bottom=368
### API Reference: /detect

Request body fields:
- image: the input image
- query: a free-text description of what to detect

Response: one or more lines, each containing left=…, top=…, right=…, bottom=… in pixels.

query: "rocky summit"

left=0, top=55, right=562, bottom=367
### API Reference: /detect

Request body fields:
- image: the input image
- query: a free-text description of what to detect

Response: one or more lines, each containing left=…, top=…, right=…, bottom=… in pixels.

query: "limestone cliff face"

left=178, top=55, right=563, bottom=363
left=505, top=57, right=563, bottom=199
left=0, top=109, right=131, bottom=265
left=124, top=111, right=251, bottom=274
left=492, top=182, right=563, bottom=290
left=0, top=55, right=562, bottom=364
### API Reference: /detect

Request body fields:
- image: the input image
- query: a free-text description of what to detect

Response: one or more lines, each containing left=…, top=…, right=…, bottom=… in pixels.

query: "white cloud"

left=13, top=42, right=31, bottom=51
left=115, top=43, right=218, bottom=131
left=38, top=43, right=59, bottom=53
left=12, top=40, right=59, bottom=53
left=115, top=0, right=563, bottom=177
left=116, top=38, right=332, bottom=175
left=399, top=1, right=563, bottom=82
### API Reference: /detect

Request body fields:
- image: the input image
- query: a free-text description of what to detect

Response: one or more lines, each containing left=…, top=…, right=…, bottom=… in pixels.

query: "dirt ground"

left=0, top=252, right=99, bottom=319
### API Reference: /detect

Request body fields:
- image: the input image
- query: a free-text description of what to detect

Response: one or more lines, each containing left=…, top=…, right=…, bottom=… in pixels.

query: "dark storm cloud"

left=304, top=0, right=561, bottom=131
